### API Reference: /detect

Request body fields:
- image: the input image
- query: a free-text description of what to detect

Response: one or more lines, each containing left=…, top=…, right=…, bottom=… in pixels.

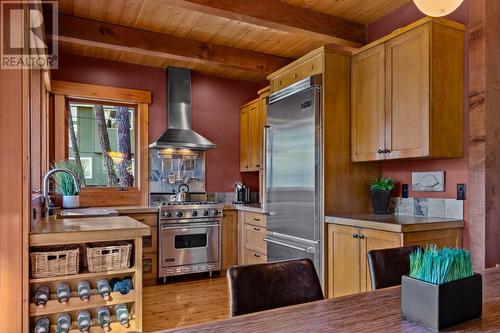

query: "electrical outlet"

left=402, top=184, right=409, bottom=198
left=457, top=184, right=466, bottom=200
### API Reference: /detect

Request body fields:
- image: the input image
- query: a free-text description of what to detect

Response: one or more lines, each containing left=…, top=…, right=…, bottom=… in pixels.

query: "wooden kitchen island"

left=152, top=267, right=500, bottom=333
left=29, top=216, right=150, bottom=332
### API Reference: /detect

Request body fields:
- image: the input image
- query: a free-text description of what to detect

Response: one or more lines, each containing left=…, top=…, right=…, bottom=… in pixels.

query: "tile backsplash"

left=389, top=197, right=464, bottom=219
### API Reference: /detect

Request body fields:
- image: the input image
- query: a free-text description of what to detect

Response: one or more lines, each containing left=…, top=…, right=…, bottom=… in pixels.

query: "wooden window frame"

left=51, top=80, right=151, bottom=206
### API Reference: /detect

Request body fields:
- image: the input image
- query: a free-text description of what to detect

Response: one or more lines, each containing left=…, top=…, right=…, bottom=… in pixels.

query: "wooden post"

left=468, top=0, right=500, bottom=269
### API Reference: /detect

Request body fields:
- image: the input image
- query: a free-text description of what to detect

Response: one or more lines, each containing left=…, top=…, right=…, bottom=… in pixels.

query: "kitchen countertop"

left=30, top=216, right=151, bottom=246
left=58, top=206, right=158, bottom=218
left=153, top=267, right=500, bottom=333
left=225, top=203, right=266, bottom=214
left=325, top=214, right=464, bottom=233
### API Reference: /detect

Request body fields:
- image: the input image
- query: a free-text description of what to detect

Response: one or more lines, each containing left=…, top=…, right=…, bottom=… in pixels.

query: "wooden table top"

left=325, top=214, right=464, bottom=232
left=30, top=216, right=150, bottom=246
left=154, top=268, right=500, bottom=333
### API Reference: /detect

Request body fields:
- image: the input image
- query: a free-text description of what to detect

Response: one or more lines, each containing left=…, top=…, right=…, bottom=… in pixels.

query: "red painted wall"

left=51, top=53, right=259, bottom=192
left=367, top=1, right=470, bottom=245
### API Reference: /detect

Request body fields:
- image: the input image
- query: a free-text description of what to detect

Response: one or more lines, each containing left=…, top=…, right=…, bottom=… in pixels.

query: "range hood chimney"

left=149, top=67, right=216, bottom=150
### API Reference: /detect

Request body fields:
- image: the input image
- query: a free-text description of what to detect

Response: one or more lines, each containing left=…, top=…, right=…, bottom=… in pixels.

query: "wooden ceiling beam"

left=164, top=0, right=366, bottom=47
left=52, top=14, right=292, bottom=73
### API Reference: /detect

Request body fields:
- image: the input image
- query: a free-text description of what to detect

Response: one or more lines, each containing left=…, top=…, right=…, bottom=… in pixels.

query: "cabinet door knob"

left=359, top=234, right=365, bottom=239
left=352, top=234, right=359, bottom=239
left=377, top=149, right=384, bottom=154
left=384, top=149, right=391, bottom=153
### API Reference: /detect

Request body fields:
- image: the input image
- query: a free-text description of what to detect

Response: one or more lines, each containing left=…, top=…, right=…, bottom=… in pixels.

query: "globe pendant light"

left=413, top=0, right=464, bottom=17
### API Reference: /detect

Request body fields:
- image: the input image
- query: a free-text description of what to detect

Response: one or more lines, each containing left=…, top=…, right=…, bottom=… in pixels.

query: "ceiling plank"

left=163, top=0, right=366, bottom=47
left=51, top=14, right=292, bottom=73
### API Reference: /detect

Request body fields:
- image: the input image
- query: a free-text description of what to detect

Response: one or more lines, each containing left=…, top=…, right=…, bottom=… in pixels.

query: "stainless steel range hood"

left=149, top=67, right=216, bottom=150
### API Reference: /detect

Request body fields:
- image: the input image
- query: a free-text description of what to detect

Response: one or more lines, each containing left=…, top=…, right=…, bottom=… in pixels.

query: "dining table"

left=151, top=267, right=500, bottom=333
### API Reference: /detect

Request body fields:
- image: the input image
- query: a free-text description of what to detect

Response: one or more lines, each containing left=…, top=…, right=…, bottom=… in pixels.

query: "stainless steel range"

left=154, top=198, right=223, bottom=278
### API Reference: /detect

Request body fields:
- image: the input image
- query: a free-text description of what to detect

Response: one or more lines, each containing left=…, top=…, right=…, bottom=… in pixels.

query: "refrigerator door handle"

left=264, top=237, right=315, bottom=254
left=263, top=125, right=271, bottom=214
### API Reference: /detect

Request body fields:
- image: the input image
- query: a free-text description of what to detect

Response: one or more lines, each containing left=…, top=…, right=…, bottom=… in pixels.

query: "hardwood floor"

left=143, top=274, right=229, bottom=332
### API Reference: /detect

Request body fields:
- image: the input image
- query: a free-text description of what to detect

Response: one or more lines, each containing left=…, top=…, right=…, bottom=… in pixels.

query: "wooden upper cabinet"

left=268, top=52, right=323, bottom=93
left=351, top=18, right=464, bottom=162
left=240, top=87, right=270, bottom=173
left=385, top=24, right=430, bottom=159
left=351, top=44, right=386, bottom=162
left=248, top=102, right=260, bottom=169
left=240, top=106, right=250, bottom=171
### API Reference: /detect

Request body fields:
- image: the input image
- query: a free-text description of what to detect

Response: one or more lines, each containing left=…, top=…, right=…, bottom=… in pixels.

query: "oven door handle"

left=263, top=237, right=315, bottom=254
left=161, top=223, right=220, bottom=230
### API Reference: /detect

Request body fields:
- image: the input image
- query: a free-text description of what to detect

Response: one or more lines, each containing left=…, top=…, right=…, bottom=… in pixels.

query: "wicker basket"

left=86, top=242, right=132, bottom=273
left=30, top=247, right=80, bottom=278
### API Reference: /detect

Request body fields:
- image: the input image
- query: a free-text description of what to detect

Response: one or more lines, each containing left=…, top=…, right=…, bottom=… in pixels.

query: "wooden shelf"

left=30, top=290, right=136, bottom=317
left=46, top=318, right=137, bottom=333
left=30, top=268, right=136, bottom=284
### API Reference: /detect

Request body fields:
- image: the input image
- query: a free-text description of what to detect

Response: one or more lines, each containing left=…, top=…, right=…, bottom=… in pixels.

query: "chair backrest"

left=226, top=258, right=324, bottom=316
left=367, top=245, right=420, bottom=290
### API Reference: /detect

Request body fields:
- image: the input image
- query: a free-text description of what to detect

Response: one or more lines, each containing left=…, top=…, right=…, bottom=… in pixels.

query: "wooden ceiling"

left=55, top=0, right=410, bottom=81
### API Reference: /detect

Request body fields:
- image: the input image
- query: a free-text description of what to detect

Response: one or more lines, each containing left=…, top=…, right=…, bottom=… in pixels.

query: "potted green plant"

left=52, top=160, right=85, bottom=208
left=402, top=245, right=482, bottom=330
left=369, top=177, right=395, bottom=214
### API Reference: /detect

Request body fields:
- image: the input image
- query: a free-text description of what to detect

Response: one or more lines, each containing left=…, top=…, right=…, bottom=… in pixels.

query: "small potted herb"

left=369, top=177, right=395, bottom=215
left=402, top=245, right=482, bottom=330
left=52, top=160, right=85, bottom=208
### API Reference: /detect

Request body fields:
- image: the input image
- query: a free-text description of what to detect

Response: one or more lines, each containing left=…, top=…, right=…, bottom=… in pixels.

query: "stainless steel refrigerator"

left=263, top=76, right=323, bottom=284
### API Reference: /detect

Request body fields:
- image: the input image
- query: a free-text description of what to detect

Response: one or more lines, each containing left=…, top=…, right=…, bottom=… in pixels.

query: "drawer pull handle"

left=253, top=227, right=261, bottom=231
left=293, top=73, right=297, bottom=79
left=253, top=218, right=260, bottom=222
left=137, top=219, right=145, bottom=222
left=254, top=253, right=261, bottom=258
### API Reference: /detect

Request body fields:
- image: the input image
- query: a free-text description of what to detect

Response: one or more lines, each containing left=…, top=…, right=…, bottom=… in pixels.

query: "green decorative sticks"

left=409, top=245, right=473, bottom=285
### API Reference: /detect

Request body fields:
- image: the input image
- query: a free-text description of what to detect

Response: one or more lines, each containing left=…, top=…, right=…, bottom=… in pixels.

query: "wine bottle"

left=109, top=277, right=120, bottom=292
left=96, top=279, right=112, bottom=300
left=77, top=310, right=92, bottom=332
left=34, top=286, right=50, bottom=308
left=56, top=312, right=71, bottom=333
left=56, top=282, right=71, bottom=305
left=77, top=280, right=91, bottom=302
left=97, top=307, right=111, bottom=331
left=112, top=276, right=133, bottom=295
left=120, top=276, right=133, bottom=294
left=34, top=317, right=50, bottom=333
left=115, top=304, right=130, bottom=328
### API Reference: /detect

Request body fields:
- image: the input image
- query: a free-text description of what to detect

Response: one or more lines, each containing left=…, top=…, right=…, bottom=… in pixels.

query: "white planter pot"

left=62, top=195, right=80, bottom=208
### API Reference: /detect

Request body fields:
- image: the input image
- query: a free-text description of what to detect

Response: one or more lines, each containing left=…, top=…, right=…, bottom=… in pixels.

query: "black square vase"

left=401, top=274, right=482, bottom=331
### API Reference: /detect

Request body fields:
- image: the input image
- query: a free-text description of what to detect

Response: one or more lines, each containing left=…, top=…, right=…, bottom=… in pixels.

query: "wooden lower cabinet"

left=143, top=253, right=158, bottom=286
left=327, top=223, right=462, bottom=299
left=222, top=210, right=238, bottom=270
left=245, top=249, right=267, bottom=264
left=126, top=212, right=159, bottom=285
left=238, top=211, right=268, bottom=265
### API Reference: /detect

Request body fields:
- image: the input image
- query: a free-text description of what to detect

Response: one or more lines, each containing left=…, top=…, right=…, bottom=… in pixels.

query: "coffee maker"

left=234, top=182, right=250, bottom=204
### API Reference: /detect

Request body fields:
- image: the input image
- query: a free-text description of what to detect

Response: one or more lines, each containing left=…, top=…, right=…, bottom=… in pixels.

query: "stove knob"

left=192, top=211, right=198, bottom=217
left=203, top=210, right=209, bottom=216
left=212, top=209, right=219, bottom=216
left=176, top=211, right=183, bottom=218
left=163, top=212, right=171, bottom=218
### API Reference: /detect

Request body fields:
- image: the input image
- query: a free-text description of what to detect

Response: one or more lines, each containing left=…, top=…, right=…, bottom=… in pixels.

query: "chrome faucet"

left=42, top=168, right=79, bottom=216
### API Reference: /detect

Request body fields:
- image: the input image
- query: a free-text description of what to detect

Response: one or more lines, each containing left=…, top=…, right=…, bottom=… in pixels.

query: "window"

left=67, top=100, right=136, bottom=188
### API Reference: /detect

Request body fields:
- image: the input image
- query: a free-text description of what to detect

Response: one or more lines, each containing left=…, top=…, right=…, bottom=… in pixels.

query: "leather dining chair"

left=226, top=258, right=324, bottom=316
left=367, top=245, right=420, bottom=290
